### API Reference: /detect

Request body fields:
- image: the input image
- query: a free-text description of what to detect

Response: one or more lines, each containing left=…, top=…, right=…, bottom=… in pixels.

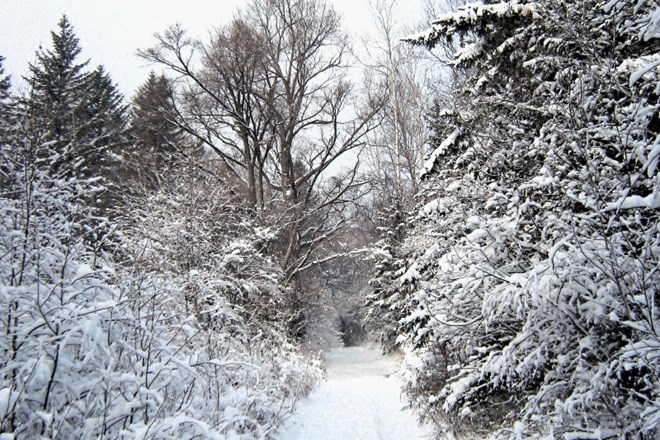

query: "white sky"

left=0, top=0, right=428, bottom=98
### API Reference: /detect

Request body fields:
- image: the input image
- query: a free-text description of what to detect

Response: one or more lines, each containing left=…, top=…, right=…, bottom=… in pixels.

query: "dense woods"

left=1, top=0, right=658, bottom=439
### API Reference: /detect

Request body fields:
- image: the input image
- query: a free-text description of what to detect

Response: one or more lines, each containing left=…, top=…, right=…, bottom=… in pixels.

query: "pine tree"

left=0, top=56, right=9, bottom=105
left=23, top=15, right=128, bottom=184
left=25, top=16, right=89, bottom=176
left=393, top=0, right=660, bottom=437
left=126, top=71, right=180, bottom=188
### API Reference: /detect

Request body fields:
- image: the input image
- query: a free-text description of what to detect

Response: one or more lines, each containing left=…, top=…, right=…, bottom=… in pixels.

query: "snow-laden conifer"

left=393, top=0, right=660, bottom=437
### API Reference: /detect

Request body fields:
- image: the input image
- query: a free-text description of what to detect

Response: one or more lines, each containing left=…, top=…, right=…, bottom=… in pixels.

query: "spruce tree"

left=0, top=56, right=11, bottom=129
left=78, top=65, right=128, bottom=174
left=0, top=56, right=12, bottom=189
left=365, top=202, right=412, bottom=351
left=0, top=56, right=9, bottom=104
left=131, top=72, right=178, bottom=153
left=127, top=71, right=180, bottom=187
left=393, top=0, right=660, bottom=437
left=18, top=15, right=130, bottom=217
left=24, top=15, right=128, bottom=184
left=25, top=15, right=89, bottom=176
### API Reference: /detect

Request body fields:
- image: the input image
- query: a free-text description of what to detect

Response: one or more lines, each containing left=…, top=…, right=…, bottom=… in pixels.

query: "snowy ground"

left=278, top=345, right=434, bottom=440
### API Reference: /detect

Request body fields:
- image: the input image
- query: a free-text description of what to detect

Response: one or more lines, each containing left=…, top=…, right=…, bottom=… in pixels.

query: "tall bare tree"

left=362, top=0, right=429, bottom=208
left=139, top=0, right=383, bottom=322
left=248, top=0, right=382, bottom=275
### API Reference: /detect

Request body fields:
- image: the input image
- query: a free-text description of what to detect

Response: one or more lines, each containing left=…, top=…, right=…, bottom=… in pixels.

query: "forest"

left=0, top=0, right=658, bottom=438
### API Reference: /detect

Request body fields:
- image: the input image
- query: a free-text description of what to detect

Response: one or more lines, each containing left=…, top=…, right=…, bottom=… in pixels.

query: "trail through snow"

left=278, top=345, right=433, bottom=440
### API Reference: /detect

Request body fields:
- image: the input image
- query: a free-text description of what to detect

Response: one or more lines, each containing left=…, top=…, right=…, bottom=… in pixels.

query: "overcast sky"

left=0, top=0, right=428, bottom=98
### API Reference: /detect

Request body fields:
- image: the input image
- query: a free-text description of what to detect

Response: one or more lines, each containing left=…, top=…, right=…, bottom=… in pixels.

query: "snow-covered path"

left=278, top=346, right=433, bottom=440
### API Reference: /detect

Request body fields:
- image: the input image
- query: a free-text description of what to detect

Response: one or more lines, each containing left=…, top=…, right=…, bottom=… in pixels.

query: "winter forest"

left=0, top=0, right=658, bottom=438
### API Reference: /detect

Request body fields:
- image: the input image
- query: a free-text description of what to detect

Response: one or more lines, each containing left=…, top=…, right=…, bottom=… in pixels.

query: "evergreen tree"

left=78, top=65, right=128, bottom=170
left=76, top=65, right=129, bottom=208
left=0, top=56, right=11, bottom=131
left=126, top=71, right=180, bottom=188
left=23, top=15, right=127, bottom=183
left=0, top=56, right=9, bottom=105
left=365, top=202, right=412, bottom=351
left=0, top=56, right=13, bottom=188
left=131, top=72, right=178, bottom=154
left=391, top=0, right=660, bottom=438
left=25, top=15, right=89, bottom=176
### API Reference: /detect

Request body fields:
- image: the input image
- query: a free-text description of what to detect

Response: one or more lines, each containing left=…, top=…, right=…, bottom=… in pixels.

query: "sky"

left=0, top=0, right=428, bottom=98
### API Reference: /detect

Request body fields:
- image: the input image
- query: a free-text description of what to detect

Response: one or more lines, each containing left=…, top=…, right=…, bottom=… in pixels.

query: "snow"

left=0, top=388, right=16, bottom=419
left=617, top=53, right=660, bottom=86
left=605, top=190, right=660, bottom=211
left=442, top=372, right=479, bottom=412
left=405, top=1, right=539, bottom=47
left=75, top=262, right=94, bottom=278
left=421, top=199, right=444, bottom=216
left=645, top=140, right=660, bottom=177
left=420, top=128, right=461, bottom=177
left=278, top=346, right=433, bottom=440
left=451, top=41, right=484, bottom=65
left=637, top=3, right=660, bottom=41
left=629, top=56, right=660, bottom=86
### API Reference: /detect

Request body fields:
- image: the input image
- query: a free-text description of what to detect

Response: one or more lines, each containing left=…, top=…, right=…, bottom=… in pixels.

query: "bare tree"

left=362, top=0, right=429, bottom=208
left=137, top=22, right=272, bottom=208
left=139, top=0, right=383, bottom=301
left=195, top=18, right=275, bottom=209
left=249, top=0, right=384, bottom=276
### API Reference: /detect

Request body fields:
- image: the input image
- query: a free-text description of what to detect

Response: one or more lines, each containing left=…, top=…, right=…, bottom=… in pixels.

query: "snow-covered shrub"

left=116, top=160, right=291, bottom=331
left=0, top=126, right=119, bottom=437
left=103, top=271, right=319, bottom=439
left=113, top=159, right=321, bottom=438
left=0, top=121, right=319, bottom=439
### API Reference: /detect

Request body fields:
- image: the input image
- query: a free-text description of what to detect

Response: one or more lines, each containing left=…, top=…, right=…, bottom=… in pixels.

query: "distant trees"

left=0, top=56, right=9, bottom=105
left=0, top=56, right=11, bottom=143
left=381, top=0, right=660, bottom=438
left=130, top=72, right=179, bottom=155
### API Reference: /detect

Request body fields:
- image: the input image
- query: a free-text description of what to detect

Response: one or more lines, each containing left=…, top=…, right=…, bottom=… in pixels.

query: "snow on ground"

left=278, top=345, right=434, bottom=440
